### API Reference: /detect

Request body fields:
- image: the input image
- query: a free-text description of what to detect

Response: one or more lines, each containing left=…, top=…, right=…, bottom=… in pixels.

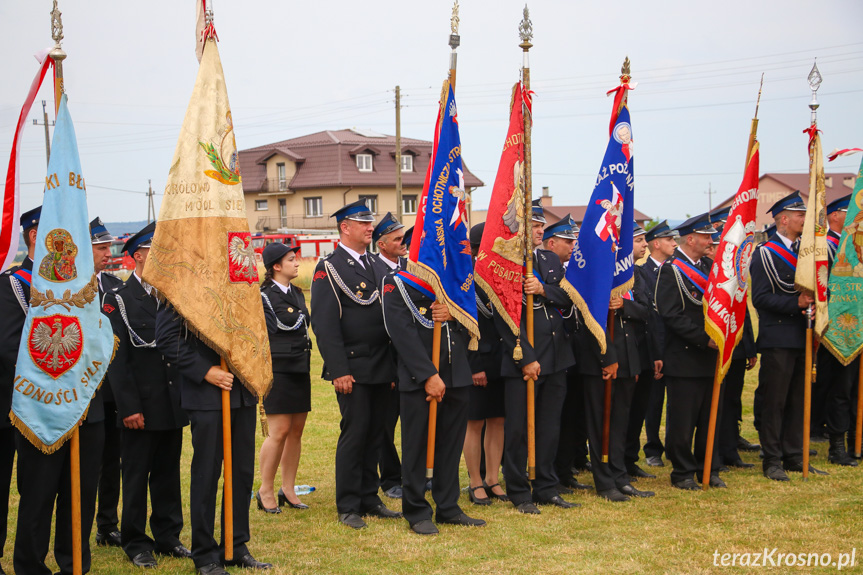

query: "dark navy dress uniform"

left=495, top=248, right=575, bottom=505
left=467, top=287, right=506, bottom=421
left=310, top=244, right=396, bottom=517
left=382, top=272, right=472, bottom=526
left=639, top=255, right=668, bottom=463
left=261, top=281, right=312, bottom=414
left=155, top=305, right=257, bottom=569
left=104, top=274, right=189, bottom=561
left=717, top=313, right=756, bottom=465
left=655, top=247, right=721, bottom=485
left=750, top=233, right=807, bottom=473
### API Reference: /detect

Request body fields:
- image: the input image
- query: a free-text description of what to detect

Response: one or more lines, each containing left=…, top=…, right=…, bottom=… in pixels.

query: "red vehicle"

left=251, top=233, right=339, bottom=260
left=106, top=236, right=135, bottom=273
left=251, top=234, right=298, bottom=262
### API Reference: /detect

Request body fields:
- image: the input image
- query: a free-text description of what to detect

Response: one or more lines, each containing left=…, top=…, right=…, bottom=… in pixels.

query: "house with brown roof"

left=714, top=172, right=857, bottom=230
left=238, top=128, right=483, bottom=233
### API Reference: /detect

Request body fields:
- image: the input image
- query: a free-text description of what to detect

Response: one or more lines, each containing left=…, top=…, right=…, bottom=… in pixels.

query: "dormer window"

left=400, top=155, right=413, bottom=172
left=357, top=154, right=373, bottom=172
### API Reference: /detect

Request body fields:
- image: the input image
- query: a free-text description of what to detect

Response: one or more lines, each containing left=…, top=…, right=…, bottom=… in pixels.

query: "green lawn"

left=6, top=333, right=862, bottom=574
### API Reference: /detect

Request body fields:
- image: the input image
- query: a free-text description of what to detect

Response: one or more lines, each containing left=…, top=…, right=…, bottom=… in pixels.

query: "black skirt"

left=263, top=371, right=312, bottom=414
left=467, top=377, right=506, bottom=421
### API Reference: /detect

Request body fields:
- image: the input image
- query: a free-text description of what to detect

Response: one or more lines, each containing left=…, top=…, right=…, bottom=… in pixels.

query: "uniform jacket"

left=575, top=289, right=646, bottom=379
left=261, top=282, right=311, bottom=375
left=655, top=248, right=717, bottom=378
left=750, top=234, right=806, bottom=350
left=0, top=257, right=33, bottom=430
left=468, top=288, right=504, bottom=382
left=98, top=271, right=124, bottom=405
left=310, top=245, right=396, bottom=384
left=104, top=275, right=188, bottom=430
left=381, top=271, right=472, bottom=392
left=494, top=249, right=576, bottom=379
left=155, top=304, right=257, bottom=411
left=637, top=256, right=666, bottom=363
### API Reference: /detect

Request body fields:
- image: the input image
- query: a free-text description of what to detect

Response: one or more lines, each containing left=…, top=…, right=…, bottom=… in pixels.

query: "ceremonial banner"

left=474, top=84, right=527, bottom=336
left=1, top=52, right=53, bottom=272
left=795, top=126, right=829, bottom=336
left=705, top=142, right=760, bottom=380
left=822, top=152, right=863, bottom=364
left=11, top=95, right=117, bottom=453
left=562, top=87, right=635, bottom=352
left=142, top=39, right=272, bottom=396
left=408, top=80, right=478, bottom=341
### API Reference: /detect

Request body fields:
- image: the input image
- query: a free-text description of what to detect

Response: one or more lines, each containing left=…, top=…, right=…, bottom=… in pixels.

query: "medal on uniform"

left=360, top=282, right=366, bottom=289
left=287, top=307, right=294, bottom=313
left=356, top=291, right=363, bottom=298
left=419, top=307, right=427, bottom=315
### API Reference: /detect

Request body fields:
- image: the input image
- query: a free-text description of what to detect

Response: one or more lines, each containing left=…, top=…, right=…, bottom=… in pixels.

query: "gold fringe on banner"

left=560, top=278, right=608, bottom=354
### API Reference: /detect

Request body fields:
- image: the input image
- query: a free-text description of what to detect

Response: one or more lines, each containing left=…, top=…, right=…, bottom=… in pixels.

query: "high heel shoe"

left=278, top=487, right=310, bottom=509
left=484, top=482, right=510, bottom=502
left=256, top=491, right=281, bottom=514
left=468, top=485, right=492, bottom=506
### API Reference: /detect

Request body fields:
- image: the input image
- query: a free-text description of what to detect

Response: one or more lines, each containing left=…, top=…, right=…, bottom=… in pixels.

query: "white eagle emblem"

left=228, top=235, right=258, bottom=281
left=32, top=318, right=81, bottom=372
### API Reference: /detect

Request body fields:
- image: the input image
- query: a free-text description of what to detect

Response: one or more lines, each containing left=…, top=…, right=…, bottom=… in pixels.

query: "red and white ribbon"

left=1, top=51, right=53, bottom=271
left=827, top=148, right=863, bottom=162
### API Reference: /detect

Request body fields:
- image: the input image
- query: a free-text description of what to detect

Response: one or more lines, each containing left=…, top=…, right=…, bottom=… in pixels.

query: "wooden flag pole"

left=601, top=310, right=615, bottom=463
left=802, top=306, right=814, bottom=480
left=220, top=357, right=234, bottom=560
left=519, top=6, right=536, bottom=480
left=49, top=6, right=82, bottom=573
left=703, top=84, right=762, bottom=491
left=426, top=1, right=461, bottom=480
left=855, top=358, right=863, bottom=457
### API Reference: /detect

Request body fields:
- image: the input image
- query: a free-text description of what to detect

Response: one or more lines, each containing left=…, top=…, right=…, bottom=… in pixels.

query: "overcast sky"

left=1, top=0, right=862, bottom=227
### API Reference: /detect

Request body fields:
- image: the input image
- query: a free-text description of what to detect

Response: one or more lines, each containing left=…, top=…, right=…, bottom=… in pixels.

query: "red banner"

left=474, top=84, right=527, bottom=336
left=705, top=142, right=760, bottom=380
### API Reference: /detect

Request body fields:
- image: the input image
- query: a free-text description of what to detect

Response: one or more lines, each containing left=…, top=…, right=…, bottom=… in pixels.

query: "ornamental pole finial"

left=449, top=0, right=460, bottom=50
left=49, top=0, right=66, bottom=63
left=620, top=56, right=631, bottom=82
left=518, top=4, right=533, bottom=51
left=808, top=59, right=822, bottom=124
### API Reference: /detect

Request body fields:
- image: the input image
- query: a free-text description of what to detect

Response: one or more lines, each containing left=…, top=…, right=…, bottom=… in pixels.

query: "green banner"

left=823, top=156, right=863, bottom=365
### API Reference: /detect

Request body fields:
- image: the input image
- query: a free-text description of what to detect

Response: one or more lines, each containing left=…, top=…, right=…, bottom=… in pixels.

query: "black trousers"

left=334, top=383, right=387, bottom=515
left=0, top=426, right=15, bottom=559
left=120, top=427, right=184, bottom=558
left=503, top=371, right=567, bottom=505
left=643, top=375, right=666, bottom=459
left=757, top=348, right=804, bottom=470
left=187, top=407, right=254, bottom=569
left=554, top=369, right=588, bottom=479
left=378, top=384, right=402, bottom=491
left=14, top=422, right=104, bottom=575
left=811, top=346, right=834, bottom=435
left=96, top=403, right=121, bottom=535
left=400, top=386, right=469, bottom=524
left=824, top=355, right=856, bottom=436
left=584, top=376, right=636, bottom=492
left=664, top=375, right=722, bottom=484
left=719, top=358, right=747, bottom=463
left=624, top=369, right=655, bottom=470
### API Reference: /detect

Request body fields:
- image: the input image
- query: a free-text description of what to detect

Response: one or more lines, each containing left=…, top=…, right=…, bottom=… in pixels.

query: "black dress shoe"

left=437, top=512, right=487, bottom=527
left=130, top=551, right=158, bottom=568
left=536, top=494, right=579, bottom=509
left=620, top=484, right=654, bottom=498
left=764, top=466, right=790, bottom=482
left=156, top=544, right=192, bottom=558
left=718, top=465, right=730, bottom=473
left=410, top=519, right=439, bottom=535
left=561, top=475, right=593, bottom=490
left=197, top=563, right=229, bottom=575
left=338, top=513, right=368, bottom=529
left=671, top=478, right=700, bottom=491
left=384, top=486, right=403, bottom=499
left=468, top=485, right=492, bottom=506
left=725, top=458, right=755, bottom=469
left=515, top=501, right=541, bottom=514
left=708, top=475, right=727, bottom=488
left=645, top=456, right=665, bottom=467
left=784, top=462, right=829, bottom=475
left=628, top=465, right=656, bottom=479
left=737, top=436, right=760, bottom=452
left=96, top=530, right=122, bottom=547
left=555, top=483, right=574, bottom=495
left=483, top=482, right=510, bottom=502
left=597, top=488, right=630, bottom=502
left=255, top=491, right=281, bottom=514
left=364, top=503, right=402, bottom=519
left=223, top=553, right=273, bottom=570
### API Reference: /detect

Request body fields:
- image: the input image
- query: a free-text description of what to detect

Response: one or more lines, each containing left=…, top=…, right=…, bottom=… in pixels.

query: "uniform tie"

left=792, top=238, right=801, bottom=254
left=360, top=253, right=370, bottom=270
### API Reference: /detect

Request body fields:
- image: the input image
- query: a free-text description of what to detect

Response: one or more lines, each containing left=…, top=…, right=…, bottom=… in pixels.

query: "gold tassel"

left=259, top=397, right=269, bottom=438
left=513, top=338, right=523, bottom=361
left=468, top=336, right=478, bottom=351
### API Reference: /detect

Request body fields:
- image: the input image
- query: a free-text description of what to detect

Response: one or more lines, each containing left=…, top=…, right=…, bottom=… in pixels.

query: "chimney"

left=541, top=186, right=552, bottom=207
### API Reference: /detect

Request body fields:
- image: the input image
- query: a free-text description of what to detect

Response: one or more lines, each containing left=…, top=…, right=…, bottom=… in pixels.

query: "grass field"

left=5, top=276, right=863, bottom=573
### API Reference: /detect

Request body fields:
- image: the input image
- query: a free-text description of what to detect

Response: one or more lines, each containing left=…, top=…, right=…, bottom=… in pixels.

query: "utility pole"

left=32, top=99, right=54, bottom=167
left=705, top=182, right=715, bottom=212
left=147, top=179, right=155, bottom=224
left=395, top=85, right=402, bottom=222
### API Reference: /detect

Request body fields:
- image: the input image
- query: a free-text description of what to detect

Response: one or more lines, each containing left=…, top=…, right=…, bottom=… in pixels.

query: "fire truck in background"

left=251, top=229, right=339, bottom=261
left=106, top=234, right=135, bottom=276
